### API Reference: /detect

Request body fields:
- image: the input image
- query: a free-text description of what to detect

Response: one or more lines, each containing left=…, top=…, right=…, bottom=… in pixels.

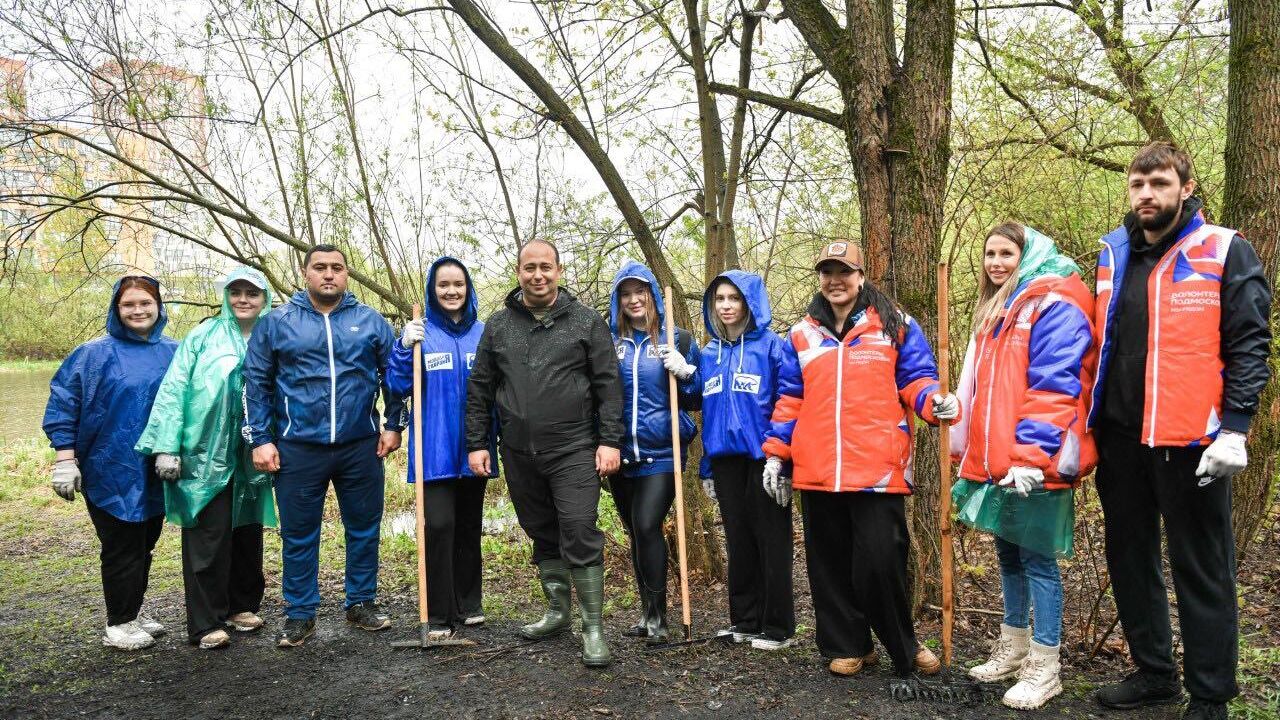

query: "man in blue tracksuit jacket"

left=243, top=244, right=407, bottom=647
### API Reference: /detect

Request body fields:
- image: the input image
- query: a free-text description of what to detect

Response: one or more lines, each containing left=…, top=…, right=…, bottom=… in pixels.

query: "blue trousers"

left=276, top=436, right=384, bottom=619
left=995, top=536, right=1063, bottom=646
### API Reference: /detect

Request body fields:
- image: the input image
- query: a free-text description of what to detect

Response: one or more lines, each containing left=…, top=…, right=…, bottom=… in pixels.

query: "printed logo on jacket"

left=423, top=352, right=454, bottom=371
left=704, top=375, right=723, bottom=396
left=732, top=373, right=761, bottom=394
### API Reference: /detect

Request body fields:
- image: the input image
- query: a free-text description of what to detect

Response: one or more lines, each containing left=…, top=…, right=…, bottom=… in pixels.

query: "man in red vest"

left=1089, top=142, right=1271, bottom=720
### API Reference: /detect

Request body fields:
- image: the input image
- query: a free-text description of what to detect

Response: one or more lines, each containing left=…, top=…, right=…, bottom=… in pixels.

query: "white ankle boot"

left=1003, top=640, right=1062, bottom=710
left=969, top=623, right=1030, bottom=682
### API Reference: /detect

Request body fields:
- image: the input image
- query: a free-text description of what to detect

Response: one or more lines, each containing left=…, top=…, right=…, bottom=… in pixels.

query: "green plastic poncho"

left=135, top=267, right=277, bottom=529
left=950, top=226, right=1080, bottom=558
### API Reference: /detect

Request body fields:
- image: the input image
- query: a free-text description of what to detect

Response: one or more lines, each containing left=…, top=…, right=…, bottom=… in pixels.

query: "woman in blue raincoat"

left=43, top=276, right=177, bottom=651
left=608, top=261, right=701, bottom=645
left=697, top=271, right=794, bottom=650
left=387, top=257, right=497, bottom=640
left=136, top=267, right=278, bottom=649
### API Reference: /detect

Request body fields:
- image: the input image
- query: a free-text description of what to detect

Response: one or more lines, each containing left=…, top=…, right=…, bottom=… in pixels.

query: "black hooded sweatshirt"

left=1098, top=196, right=1272, bottom=438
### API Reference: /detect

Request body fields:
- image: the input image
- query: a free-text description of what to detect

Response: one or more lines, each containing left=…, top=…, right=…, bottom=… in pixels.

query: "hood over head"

left=219, top=267, right=274, bottom=336
left=609, top=260, right=664, bottom=335
left=108, top=275, right=169, bottom=344
left=703, top=269, right=771, bottom=341
left=425, top=256, right=478, bottom=335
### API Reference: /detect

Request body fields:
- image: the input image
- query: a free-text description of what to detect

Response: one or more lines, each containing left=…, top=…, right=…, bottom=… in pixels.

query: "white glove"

left=401, top=318, right=425, bottom=347
left=655, top=344, right=695, bottom=381
left=1195, top=430, right=1248, bottom=481
left=155, top=453, right=181, bottom=482
left=997, top=466, right=1045, bottom=497
left=702, top=478, right=717, bottom=502
left=52, top=459, right=81, bottom=501
left=931, top=392, right=960, bottom=421
left=762, top=456, right=791, bottom=507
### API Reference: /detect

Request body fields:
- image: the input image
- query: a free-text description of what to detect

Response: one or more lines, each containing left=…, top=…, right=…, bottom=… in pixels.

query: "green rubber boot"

left=520, top=559, right=572, bottom=641
left=571, top=564, right=612, bottom=667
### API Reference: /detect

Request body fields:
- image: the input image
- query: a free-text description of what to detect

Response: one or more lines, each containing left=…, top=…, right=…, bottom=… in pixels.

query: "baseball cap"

left=813, top=241, right=865, bottom=272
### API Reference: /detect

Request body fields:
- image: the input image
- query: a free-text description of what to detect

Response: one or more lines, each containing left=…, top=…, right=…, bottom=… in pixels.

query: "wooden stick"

left=664, top=287, right=693, bottom=640
left=936, top=262, right=955, bottom=667
left=411, top=304, right=430, bottom=627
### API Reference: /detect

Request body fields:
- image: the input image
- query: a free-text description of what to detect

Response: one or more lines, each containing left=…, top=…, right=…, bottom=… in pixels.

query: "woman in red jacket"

left=950, top=223, right=1096, bottom=710
left=763, top=242, right=959, bottom=677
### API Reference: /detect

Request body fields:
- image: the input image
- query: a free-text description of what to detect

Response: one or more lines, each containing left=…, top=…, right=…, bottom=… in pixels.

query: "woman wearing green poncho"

left=949, top=223, right=1097, bottom=710
left=136, top=267, right=277, bottom=650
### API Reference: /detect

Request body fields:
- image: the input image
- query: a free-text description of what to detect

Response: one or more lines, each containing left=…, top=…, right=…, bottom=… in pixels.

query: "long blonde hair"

left=971, top=222, right=1026, bottom=336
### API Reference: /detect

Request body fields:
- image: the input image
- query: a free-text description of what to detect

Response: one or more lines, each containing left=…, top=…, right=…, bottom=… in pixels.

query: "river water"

left=0, top=369, right=53, bottom=444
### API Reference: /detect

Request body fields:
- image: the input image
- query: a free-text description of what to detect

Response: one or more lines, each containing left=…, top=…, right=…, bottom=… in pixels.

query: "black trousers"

left=610, top=473, right=675, bottom=597
left=711, top=455, right=795, bottom=641
left=85, top=499, right=164, bottom=627
left=502, top=446, right=605, bottom=568
left=800, top=490, right=917, bottom=674
left=422, top=477, right=488, bottom=627
left=1095, top=434, right=1239, bottom=702
left=181, top=484, right=265, bottom=642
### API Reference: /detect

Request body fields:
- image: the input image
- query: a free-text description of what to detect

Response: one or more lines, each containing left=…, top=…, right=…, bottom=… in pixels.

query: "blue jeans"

left=995, top=536, right=1062, bottom=646
left=275, top=436, right=384, bottom=619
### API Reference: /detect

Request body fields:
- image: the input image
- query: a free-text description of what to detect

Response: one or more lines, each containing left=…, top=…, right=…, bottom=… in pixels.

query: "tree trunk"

left=1222, top=0, right=1280, bottom=559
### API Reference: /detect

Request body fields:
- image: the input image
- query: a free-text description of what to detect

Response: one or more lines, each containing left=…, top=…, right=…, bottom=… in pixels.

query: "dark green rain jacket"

left=136, top=267, right=277, bottom=528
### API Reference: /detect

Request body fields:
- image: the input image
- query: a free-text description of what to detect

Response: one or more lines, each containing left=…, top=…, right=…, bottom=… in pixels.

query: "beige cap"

left=813, top=241, right=865, bottom=271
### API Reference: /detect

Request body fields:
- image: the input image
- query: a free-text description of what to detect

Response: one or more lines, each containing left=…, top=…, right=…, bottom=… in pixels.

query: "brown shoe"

left=828, top=650, right=880, bottom=676
left=226, top=612, right=264, bottom=632
left=914, top=646, right=941, bottom=675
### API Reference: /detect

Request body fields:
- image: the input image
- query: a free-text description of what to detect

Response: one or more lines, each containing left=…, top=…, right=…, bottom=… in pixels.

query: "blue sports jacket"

left=387, top=257, right=498, bottom=483
left=242, top=290, right=406, bottom=448
left=43, top=276, right=177, bottom=521
left=609, top=261, right=700, bottom=477
left=696, top=270, right=785, bottom=477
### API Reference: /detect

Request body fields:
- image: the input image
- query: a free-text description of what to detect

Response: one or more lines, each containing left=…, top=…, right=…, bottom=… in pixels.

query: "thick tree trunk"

left=1222, top=0, right=1280, bottom=559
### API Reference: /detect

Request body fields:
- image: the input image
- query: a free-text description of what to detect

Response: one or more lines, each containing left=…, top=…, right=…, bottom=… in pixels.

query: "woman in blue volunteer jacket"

left=387, top=257, right=497, bottom=639
left=608, top=261, right=700, bottom=645
left=697, top=270, right=795, bottom=650
left=43, top=276, right=178, bottom=651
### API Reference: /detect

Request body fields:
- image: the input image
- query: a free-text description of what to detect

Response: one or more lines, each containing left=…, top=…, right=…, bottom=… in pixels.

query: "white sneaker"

left=714, top=627, right=759, bottom=644
left=103, top=621, right=156, bottom=651
left=1003, top=641, right=1063, bottom=710
left=969, top=623, right=1030, bottom=682
left=462, top=613, right=485, bottom=626
left=750, top=636, right=794, bottom=651
left=136, top=614, right=166, bottom=638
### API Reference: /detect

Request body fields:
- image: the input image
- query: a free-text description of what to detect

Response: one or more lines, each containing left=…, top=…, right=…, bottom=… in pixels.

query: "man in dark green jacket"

left=466, top=239, right=624, bottom=668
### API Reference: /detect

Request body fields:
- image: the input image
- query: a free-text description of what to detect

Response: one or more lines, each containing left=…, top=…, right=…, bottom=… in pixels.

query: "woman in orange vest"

left=763, top=242, right=959, bottom=678
left=949, top=223, right=1096, bottom=710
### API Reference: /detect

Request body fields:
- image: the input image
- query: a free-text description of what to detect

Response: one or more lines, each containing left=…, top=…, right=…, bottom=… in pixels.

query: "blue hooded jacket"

left=697, top=270, right=785, bottom=477
left=609, top=261, right=701, bottom=477
left=43, top=276, right=177, bottom=521
left=242, top=289, right=407, bottom=448
left=387, top=257, right=497, bottom=482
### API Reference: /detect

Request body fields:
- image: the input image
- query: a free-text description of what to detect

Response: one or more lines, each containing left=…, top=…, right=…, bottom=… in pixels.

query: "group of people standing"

left=43, top=142, right=1268, bottom=720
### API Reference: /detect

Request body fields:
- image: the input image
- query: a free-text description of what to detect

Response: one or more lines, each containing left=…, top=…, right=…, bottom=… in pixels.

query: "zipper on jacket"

left=323, top=312, right=337, bottom=444
left=630, top=337, right=643, bottom=463
left=1147, top=245, right=1181, bottom=447
left=283, top=396, right=293, bottom=437
left=834, top=334, right=846, bottom=492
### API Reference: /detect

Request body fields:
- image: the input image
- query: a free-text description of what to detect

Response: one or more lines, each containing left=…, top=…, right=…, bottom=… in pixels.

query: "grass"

left=1232, top=633, right=1280, bottom=719
left=0, top=359, right=61, bottom=374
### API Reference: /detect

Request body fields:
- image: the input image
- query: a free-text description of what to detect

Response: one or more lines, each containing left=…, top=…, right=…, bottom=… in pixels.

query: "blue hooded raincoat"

left=43, top=276, right=177, bottom=521
left=387, top=257, right=498, bottom=482
left=609, top=261, right=700, bottom=478
left=242, top=290, right=407, bottom=448
left=696, top=270, right=785, bottom=478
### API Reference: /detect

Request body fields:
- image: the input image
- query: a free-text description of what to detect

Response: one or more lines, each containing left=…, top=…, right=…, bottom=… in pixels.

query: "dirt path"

left=2, top=591, right=1186, bottom=720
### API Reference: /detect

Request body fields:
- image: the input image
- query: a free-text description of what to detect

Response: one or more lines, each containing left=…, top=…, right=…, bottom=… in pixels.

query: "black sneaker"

left=1182, top=699, right=1228, bottom=720
left=345, top=601, right=391, bottom=631
left=276, top=617, right=316, bottom=648
left=1095, top=670, right=1183, bottom=710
